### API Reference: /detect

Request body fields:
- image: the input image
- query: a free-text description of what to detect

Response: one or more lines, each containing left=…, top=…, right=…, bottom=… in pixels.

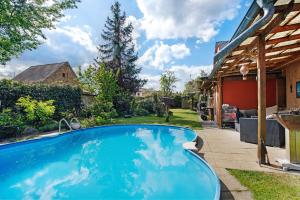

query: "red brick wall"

left=222, top=79, right=277, bottom=109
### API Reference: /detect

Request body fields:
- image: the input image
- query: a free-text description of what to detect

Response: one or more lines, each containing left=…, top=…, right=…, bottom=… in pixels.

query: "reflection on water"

left=0, top=125, right=217, bottom=199
left=135, top=128, right=188, bottom=168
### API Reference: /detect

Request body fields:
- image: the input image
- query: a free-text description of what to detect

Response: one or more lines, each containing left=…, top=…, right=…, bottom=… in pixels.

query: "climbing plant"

left=0, top=80, right=82, bottom=117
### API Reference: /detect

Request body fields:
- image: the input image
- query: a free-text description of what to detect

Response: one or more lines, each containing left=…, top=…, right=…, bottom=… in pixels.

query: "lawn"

left=228, top=169, right=300, bottom=200
left=112, top=109, right=202, bottom=130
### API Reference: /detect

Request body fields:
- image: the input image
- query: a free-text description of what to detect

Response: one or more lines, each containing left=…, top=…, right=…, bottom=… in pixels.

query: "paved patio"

left=196, top=127, right=289, bottom=200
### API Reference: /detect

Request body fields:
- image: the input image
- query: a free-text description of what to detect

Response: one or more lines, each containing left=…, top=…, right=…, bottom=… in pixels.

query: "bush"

left=134, top=107, right=150, bottom=116
left=0, top=108, right=24, bottom=128
left=37, top=121, right=59, bottom=132
left=16, top=96, right=55, bottom=126
left=0, top=109, right=24, bottom=139
left=0, top=79, right=82, bottom=117
left=90, top=101, right=117, bottom=120
left=153, top=93, right=165, bottom=117
left=80, top=118, right=95, bottom=128
left=134, top=98, right=155, bottom=114
left=172, top=94, right=182, bottom=108
left=80, top=117, right=112, bottom=128
left=132, top=97, right=155, bottom=116
left=113, top=91, right=134, bottom=116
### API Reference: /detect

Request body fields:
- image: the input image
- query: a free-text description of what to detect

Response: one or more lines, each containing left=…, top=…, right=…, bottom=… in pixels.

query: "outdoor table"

left=275, top=114, right=300, bottom=171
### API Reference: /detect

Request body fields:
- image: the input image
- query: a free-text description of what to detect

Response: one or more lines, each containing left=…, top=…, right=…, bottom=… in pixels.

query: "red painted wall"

left=222, top=79, right=277, bottom=109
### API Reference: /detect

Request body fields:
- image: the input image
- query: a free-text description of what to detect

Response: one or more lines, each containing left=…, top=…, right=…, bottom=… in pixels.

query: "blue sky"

left=1, top=0, right=252, bottom=91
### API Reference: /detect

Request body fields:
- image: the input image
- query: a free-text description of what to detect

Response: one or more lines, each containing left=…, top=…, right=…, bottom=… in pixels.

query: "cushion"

left=266, top=114, right=275, bottom=119
left=266, top=105, right=278, bottom=116
left=239, top=109, right=257, bottom=118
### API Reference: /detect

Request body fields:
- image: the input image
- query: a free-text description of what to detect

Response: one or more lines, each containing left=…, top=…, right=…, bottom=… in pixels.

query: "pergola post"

left=257, top=35, right=267, bottom=164
left=216, top=77, right=223, bottom=128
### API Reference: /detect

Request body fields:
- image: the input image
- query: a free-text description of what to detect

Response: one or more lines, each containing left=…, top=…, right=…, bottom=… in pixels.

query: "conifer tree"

left=96, top=1, right=145, bottom=93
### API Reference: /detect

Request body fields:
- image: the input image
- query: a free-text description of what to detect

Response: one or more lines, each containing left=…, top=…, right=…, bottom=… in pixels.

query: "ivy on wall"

left=0, top=80, right=82, bottom=116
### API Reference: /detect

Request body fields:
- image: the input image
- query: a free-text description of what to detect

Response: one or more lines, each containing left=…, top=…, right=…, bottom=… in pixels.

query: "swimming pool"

left=0, top=125, right=220, bottom=199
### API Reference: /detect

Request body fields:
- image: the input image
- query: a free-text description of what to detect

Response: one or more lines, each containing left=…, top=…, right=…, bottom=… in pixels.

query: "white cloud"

left=136, top=0, right=240, bottom=42
left=141, top=64, right=212, bottom=91
left=60, top=15, right=73, bottom=23
left=46, top=25, right=97, bottom=53
left=140, top=74, right=161, bottom=89
left=43, top=0, right=55, bottom=7
left=169, top=65, right=213, bottom=91
left=0, top=60, right=42, bottom=79
left=126, top=16, right=142, bottom=50
left=137, top=42, right=190, bottom=70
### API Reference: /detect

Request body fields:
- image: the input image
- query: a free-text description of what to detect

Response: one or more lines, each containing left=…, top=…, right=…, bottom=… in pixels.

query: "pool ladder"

left=59, top=118, right=72, bottom=133
left=59, top=118, right=81, bottom=133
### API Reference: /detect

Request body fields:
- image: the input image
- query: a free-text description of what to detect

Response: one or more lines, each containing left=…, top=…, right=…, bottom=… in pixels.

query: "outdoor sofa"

left=236, top=106, right=285, bottom=147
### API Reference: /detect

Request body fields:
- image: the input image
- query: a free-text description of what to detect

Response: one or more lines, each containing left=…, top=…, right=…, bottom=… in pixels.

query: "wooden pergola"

left=209, top=0, right=300, bottom=164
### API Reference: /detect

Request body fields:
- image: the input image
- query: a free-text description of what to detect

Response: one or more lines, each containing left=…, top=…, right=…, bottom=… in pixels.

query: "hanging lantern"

left=240, top=65, right=249, bottom=80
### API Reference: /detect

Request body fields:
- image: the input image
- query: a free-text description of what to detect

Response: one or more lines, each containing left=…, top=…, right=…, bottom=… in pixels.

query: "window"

left=62, top=73, right=66, bottom=78
left=297, top=81, right=300, bottom=98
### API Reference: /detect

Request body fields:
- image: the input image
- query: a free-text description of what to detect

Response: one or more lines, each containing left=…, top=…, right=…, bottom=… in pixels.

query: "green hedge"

left=0, top=80, right=82, bottom=117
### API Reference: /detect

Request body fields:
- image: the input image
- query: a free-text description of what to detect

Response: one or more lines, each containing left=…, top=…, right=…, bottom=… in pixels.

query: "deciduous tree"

left=0, top=0, right=79, bottom=64
left=160, top=70, right=178, bottom=97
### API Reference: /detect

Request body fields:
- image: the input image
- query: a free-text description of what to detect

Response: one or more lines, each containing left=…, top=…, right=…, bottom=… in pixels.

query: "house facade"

left=14, top=62, right=78, bottom=85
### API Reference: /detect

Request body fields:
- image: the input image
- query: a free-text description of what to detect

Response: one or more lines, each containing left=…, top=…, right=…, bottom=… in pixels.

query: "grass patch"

left=228, top=169, right=300, bottom=200
left=112, top=109, right=201, bottom=129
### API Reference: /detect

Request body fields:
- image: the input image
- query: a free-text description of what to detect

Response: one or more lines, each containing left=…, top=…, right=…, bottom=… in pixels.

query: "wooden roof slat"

left=266, top=42, right=300, bottom=52
left=218, top=1, right=300, bottom=76
left=270, top=23, right=300, bottom=33
left=266, top=49, right=300, bottom=58
left=267, top=33, right=300, bottom=44
left=275, top=3, right=300, bottom=13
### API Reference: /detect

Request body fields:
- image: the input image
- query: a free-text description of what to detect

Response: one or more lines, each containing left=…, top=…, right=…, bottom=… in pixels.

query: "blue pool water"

left=0, top=125, right=220, bottom=199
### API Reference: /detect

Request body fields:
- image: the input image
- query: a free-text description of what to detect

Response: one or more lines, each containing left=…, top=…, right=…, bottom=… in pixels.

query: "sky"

left=0, top=0, right=253, bottom=91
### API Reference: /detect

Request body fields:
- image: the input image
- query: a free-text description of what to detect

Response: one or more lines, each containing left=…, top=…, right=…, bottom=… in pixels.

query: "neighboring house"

left=135, top=88, right=157, bottom=97
left=13, top=62, right=77, bottom=85
left=135, top=90, right=143, bottom=97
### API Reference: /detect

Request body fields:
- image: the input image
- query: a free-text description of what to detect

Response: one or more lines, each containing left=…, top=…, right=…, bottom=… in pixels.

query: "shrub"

left=153, top=93, right=165, bottom=117
left=0, top=108, right=13, bottom=126
left=0, top=79, right=81, bottom=117
left=113, top=91, right=134, bottom=116
left=172, top=94, right=182, bottom=108
left=0, top=109, right=24, bottom=139
left=16, top=96, right=55, bottom=126
left=134, top=107, right=150, bottom=116
left=133, top=97, right=155, bottom=116
left=80, top=118, right=95, bottom=128
left=80, top=116, right=112, bottom=128
left=90, top=100, right=117, bottom=120
left=134, top=98, right=155, bottom=114
left=0, top=108, right=24, bottom=128
left=37, top=121, right=59, bottom=132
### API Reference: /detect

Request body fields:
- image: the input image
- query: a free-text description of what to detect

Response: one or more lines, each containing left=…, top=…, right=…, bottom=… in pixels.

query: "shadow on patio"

left=194, top=127, right=288, bottom=200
